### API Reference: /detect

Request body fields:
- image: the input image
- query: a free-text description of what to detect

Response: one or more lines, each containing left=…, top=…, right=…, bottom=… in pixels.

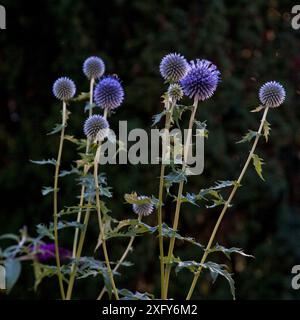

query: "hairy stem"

left=157, top=100, right=172, bottom=299
left=163, top=99, right=199, bottom=299
left=53, top=101, right=67, bottom=300
left=186, top=107, right=269, bottom=300
left=97, top=214, right=142, bottom=300
left=94, top=144, right=119, bottom=300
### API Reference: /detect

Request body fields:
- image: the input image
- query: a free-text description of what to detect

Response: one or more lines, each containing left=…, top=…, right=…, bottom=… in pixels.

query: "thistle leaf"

left=124, top=192, right=152, bottom=205
left=175, top=260, right=236, bottom=300
left=30, top=159, right=56, bottom=166
left=208, top=243, right=254, bottom=259
left=118, top=289, right=153, bottom=300
left=152, top=110, right=167, bottom=126
left=252, top=153, right=265, bottom=181
left=47, top=123, right=64, bottom=135
left=41, top=186, right=57, bottom=196
left=263, top=120, right=271, bottom=142
left=236, top=130, right=258, bottom=144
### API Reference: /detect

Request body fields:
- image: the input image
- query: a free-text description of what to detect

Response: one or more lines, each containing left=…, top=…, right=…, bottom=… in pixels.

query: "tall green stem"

left=53, top=101, right=67, bottom=300
left=66, top=201, right=92, bottom=300
left=94, top=144, right=119, bottom=300
left=65, top=78, right=95, bottom=300
left=163, top=99, right=199, bottom=299
left=186, top=107, right=269, bottom=300
left=157, top=100, right=172, bottom=299
left=72, top=78, right=94, bottom=258
left=97, top=214, right=142, bottom=300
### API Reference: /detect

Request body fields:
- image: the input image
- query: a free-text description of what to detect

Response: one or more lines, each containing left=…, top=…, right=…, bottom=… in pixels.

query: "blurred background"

left=0, top=0, right=300, bottom=299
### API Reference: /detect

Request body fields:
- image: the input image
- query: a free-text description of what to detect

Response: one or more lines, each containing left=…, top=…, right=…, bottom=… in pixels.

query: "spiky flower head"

left=160, top=53, right=189, bottom=82
left=94, top=76, right=124, bottom=110
left=53, top=77, right=76, bottom=101
left=259, top=81, right=286, bottom=108
left=83, top=114, right=109, bottom=142
left=83, top=56, right=105, bottom=80
left=132, top=196, right=154, bottom=216
left=168, top=83, right=184, bottom=102
left=180, top=59, right=220, bottom=101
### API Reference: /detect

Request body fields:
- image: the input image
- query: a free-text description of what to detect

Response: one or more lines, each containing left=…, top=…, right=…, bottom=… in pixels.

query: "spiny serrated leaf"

left=172, top=104, right=193, bottom=127
left=237, top=130, right=258, bottom=144
left=208, top=243, right=254, bottom=259
left=124, top=192, right=152, bottom=205
left=118, top=289, right=153, bottom=300
left=41, top=187, right=57, bottom=196
left=58, top=204, right=96, bottom=217
left=263, top=120, right=271, bottom=142
left=152, top=109, right=167, bottom=127
left=36, top=221, right=84, bottom=240
left=164, top=169, right=187, bottom=184
left=30, top=159, right=56, bottom=166
left=59, top=166, right=80, bottom=177
left=175, top=260, right=236, bottom=300
left=252, top=153, right=265, bottom=181
left=47, top=123, right=65, bottom=135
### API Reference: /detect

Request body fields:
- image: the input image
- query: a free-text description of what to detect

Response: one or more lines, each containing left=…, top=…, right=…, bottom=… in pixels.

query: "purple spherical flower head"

left=259, top=81, right=286, bottom=108
left=180, top=59, right=220, bottom=101
left=94, top=76, right=124, bottom=110
left=84, top=114, right=109, bottom=141
left=53, top=77, right=76, bottom=101
left=83, top=56, right=105, bottom=80
left=132, top=196, right=154, bottom=216
left=160, top=53, right=189, bottom=82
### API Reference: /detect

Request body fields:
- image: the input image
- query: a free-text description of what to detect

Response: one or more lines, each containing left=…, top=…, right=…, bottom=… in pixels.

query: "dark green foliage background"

left=0, top=0, right=300, bottom=299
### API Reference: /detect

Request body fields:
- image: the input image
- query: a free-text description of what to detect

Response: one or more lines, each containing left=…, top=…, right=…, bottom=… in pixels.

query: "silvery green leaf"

left=30, top=159, right=56, bottom=166
left=41, top=186, right=56, bottom=196
left=47, top=123, right=65, bottom=135
left=236, top=130, right=258, bottom=144
left=118, top=289, right=153, bottom=300
left=208, top=243, right=254, bottom=259
left=4, top=259, right=22, bottom=293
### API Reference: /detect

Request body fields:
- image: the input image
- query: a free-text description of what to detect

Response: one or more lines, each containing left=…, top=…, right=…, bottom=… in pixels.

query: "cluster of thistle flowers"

left=47, top=52, right=285, bottom=300
left=53, top=57, right=154, bottom=214
left=160, top=52, right=285, bottom=106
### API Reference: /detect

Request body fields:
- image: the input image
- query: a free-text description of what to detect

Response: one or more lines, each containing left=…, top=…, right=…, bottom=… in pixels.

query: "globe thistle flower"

left=180, top=59, right=220, bottom=101
left=160, top=53, right=189, bottom=82
left=83, top=114, right=109, bottom=142
left=94, top=76, right=124, bottom=110
left=168, top=83, right=184, bottom=102
left=259, top=81, right=286, bottom=108
left=83, top=56, right=105, bottom=80
left=52, top=77, right=76, bottom=101
left=132, top=196, right=154, bottom=216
